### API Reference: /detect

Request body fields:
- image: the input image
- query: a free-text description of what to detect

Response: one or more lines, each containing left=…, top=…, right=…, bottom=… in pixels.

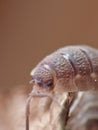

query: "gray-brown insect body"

left=30, top=45, right=98, bottom=93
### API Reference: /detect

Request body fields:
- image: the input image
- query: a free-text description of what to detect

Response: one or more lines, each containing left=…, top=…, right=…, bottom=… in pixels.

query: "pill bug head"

left=30, top=64, right=57, bottom=91
left=26, top=63, right=58, bottom=130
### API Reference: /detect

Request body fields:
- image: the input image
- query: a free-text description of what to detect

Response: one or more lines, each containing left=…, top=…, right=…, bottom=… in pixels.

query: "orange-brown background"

left=1, top=0, right=98, bottom=90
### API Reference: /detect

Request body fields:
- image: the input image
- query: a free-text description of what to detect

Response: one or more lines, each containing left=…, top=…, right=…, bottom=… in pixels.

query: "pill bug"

left=26, top=45, right=98, bottom=130
left=31, top=45, right=98, bottom=92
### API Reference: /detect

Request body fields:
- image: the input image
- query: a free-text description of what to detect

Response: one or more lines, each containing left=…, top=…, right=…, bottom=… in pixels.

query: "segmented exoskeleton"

left=31, top=45, right=98, bottom=92
left=26, top=45, right=98, bottom=130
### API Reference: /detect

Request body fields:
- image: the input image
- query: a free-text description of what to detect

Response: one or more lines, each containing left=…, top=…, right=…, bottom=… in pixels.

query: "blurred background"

left=1, top=0, right=98, bottom=90
left=1, top=0, right=98, bottom=130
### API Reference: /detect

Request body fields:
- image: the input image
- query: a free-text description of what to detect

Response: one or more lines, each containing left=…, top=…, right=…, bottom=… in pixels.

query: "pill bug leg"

left=52, top=92, right=77, bottom=130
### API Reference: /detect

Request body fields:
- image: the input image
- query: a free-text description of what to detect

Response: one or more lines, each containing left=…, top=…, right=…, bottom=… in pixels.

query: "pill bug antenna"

left=26, top=93, right=32, bottom=130
left=29, top=79, right=35, bottom=85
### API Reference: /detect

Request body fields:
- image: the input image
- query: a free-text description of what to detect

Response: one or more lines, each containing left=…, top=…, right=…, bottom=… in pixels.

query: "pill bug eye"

left=45, top=79, right=54, bottom=88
